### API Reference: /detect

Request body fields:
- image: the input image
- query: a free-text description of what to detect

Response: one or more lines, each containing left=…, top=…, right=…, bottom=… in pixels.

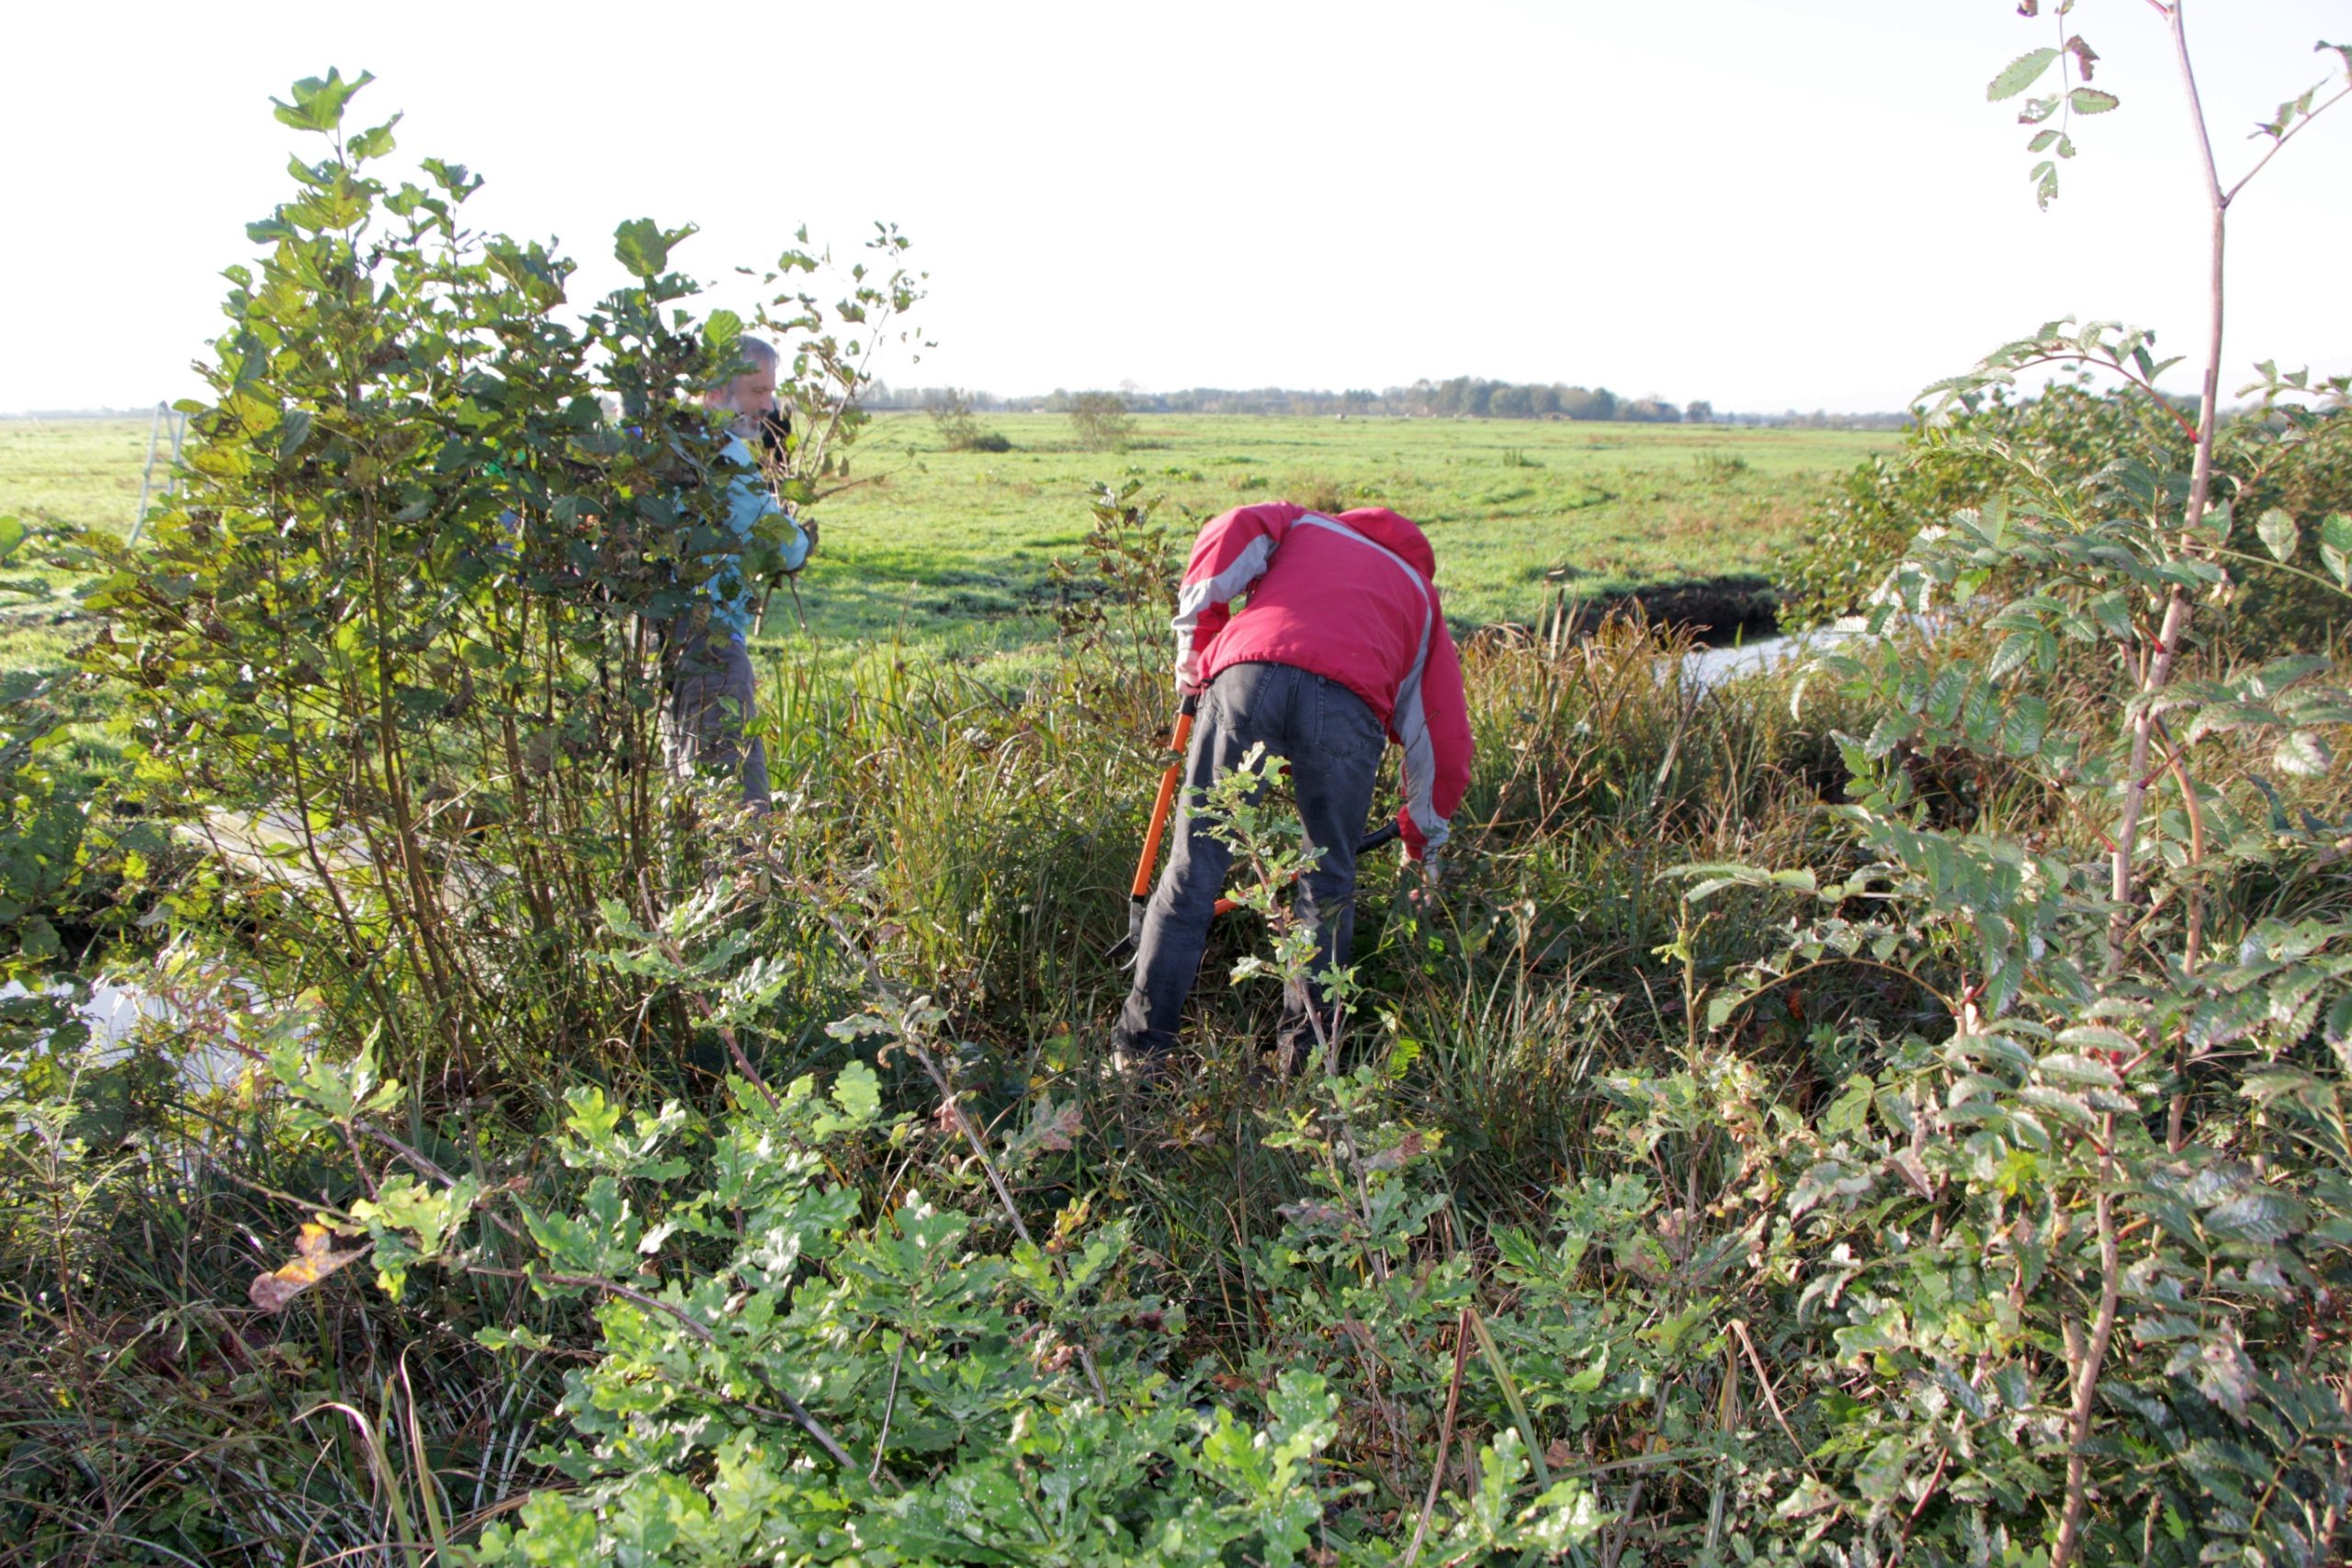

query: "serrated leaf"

left=2320, top=514, right=2352, bottom=589
left=2275, top=731, right=2330, bottom=776
left=2256, top=507, right=2300, bottom=563
left=2017, top=1085, right=2100, bottom=1132
left=2059, top=1024, right=2140, bottom=1055
left=2204, top=1190, right=2302, bottom=1244
left=2188, top=987, right=2271, bottom=1049
left=1822, top=1076, right=1874, bottom=1136
left=2187, top=702, right=2284, bottom=742
left=270, top=69, right=375, bottom=134
left=2069, top=86, right=2120, bottom=115
left=1991, top=48, right=2061, bottom=101
left=2039, top=1053, right=2123, bottom=1089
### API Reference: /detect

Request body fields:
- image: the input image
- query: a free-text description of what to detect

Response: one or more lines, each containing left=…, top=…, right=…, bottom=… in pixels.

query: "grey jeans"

left=1114, top=660, right=1386, bottom=1060
left=661, top=631, right=771, bottom=810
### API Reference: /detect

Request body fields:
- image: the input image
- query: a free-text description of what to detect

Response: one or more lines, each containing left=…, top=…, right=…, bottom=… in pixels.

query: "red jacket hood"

left=1334, top=507, right=1437, bottom=581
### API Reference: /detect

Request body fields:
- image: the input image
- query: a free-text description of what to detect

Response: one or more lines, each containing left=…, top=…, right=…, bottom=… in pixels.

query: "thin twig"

left=2223, top=82, right=2352, bottom=207
left=1401, top=1308, right=1473, bottom=1568
left=804, top=896, right=1113, bottom=1406
left=870, top=1337, right=907, bottom=1485
left=1729, top=1319, right=1823, bottom=1483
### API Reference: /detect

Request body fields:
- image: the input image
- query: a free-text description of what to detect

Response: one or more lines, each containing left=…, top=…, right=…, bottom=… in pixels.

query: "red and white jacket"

left=1173, top=502, right=1474, bottom=859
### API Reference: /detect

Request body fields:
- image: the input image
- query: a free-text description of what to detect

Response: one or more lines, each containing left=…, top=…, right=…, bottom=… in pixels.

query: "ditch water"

left=6, top=971, right=279, bottom=1090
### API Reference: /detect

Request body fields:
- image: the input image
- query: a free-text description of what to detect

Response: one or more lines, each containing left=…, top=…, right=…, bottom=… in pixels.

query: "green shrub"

left=925, top=388, right=1012, bottom=453
left=1777, top=385, right=2172, bottom=628
left=1068, top=391, right=1134, bottom=453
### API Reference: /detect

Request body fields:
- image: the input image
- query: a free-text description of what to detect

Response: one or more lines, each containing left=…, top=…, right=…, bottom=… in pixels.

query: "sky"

left=3, top=0, right=2346, bottom=414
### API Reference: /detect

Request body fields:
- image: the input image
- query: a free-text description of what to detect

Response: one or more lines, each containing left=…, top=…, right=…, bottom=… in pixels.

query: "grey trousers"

left=661, top=631, right=771, bottom=810
left=1114, top=660, right=1386, bottom=1060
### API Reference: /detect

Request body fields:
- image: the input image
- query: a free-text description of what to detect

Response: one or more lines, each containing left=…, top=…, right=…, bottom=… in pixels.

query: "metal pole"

left=130, top=401, right=166, bottom=547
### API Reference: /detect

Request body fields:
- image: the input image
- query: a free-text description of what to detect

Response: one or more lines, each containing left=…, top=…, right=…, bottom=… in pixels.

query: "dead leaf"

left=248, top=1222, right=368, bottom=1314
left=1032, top=1098, right=1082, bottom=1154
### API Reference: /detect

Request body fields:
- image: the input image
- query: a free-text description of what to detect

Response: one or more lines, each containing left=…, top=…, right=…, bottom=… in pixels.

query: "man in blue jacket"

left=665, top=338, right=810, bottom=811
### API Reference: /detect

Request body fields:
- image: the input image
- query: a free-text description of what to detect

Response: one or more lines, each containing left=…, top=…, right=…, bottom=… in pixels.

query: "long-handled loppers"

left=1107, top=694, right=1404, bottom=964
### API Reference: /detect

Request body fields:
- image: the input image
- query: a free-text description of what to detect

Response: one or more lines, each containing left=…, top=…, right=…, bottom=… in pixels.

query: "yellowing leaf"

left=248, top=1222, right=368, bottom=1313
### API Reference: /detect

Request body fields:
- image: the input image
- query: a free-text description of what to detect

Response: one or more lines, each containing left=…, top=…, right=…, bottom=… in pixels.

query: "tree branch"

left=2224, top=83, right=2352, bottom=207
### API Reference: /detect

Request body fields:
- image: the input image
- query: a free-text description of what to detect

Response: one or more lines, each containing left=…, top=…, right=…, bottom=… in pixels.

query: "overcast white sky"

left=3, top=0, right=2345, bottom=414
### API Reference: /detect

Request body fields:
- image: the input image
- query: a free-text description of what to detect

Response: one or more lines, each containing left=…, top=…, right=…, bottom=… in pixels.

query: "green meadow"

left=0, top=412, right=1891, bottom=670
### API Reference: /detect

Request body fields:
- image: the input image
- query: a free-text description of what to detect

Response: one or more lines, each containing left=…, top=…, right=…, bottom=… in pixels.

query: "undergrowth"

left=7, top=46, right=2352, bottom=1568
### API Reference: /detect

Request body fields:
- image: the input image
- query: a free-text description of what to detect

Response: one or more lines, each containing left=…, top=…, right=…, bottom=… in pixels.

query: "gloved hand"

left=795, top=513, right=819, bottom=564
left=1407, top=851, right=1444, bottom=908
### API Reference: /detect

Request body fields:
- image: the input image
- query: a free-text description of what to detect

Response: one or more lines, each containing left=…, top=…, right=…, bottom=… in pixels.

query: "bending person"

left=1112, top=502, right=1473, bottom=1077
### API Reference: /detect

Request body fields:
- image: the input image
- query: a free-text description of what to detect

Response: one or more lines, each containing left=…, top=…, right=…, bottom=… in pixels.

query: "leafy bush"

left=0, top=519, right=95, bottom=1050
left=66, top=71, right=912, bottom=1089
left=1776, top=385, right=2172, bottom=628
left=925, top=387, right=1012, bottom=453
left=1068, top=391, right=1135, bottom=453
left=1779, top=382, right=2352, bottom=653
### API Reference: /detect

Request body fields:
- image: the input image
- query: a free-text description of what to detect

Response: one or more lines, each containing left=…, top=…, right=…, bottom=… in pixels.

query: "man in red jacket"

left=1113, top=502, right=1475, bottom=1075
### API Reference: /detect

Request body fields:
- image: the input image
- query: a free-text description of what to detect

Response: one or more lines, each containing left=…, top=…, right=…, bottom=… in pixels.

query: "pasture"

left=0, top=412, right=1891, bottom=668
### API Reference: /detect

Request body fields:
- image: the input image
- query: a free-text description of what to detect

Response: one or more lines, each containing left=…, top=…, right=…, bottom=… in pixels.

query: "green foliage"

left=924, top=387, right=1012, bottom=453
left=0, top=519, right=92, bottom=1047
left=1777, top=383, right=2175, bottom=629
left=1047, top=477, right=1176, bottom=696
left=1779, top=373, right=2352, bottom=652
left=64, top=71, right=910, bottom=1084
left=249, top=890, right=1606, bottom=1565
left=1068, top=390, right=1136, bottom=453
left=12, top=28, right=2352, bottom=1568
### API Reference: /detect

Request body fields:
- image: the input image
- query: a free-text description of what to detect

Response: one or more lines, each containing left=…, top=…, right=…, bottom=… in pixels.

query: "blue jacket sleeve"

left=719, top=435, right=810, bottom=571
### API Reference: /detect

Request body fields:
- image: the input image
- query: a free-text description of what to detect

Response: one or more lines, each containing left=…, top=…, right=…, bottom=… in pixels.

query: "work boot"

left=1102, top=1038, right=1172, bottom=1093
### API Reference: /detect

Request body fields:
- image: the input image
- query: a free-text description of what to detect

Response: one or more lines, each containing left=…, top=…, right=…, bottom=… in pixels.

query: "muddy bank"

left=1474, top=574, right=1781, bottom=652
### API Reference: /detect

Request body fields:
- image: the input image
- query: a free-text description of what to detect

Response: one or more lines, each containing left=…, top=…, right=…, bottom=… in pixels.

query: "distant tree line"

left=862, top=379, right=1913, bottom=429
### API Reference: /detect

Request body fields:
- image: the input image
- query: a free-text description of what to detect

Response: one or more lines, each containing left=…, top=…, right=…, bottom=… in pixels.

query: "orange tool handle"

left=1129, top=698, right=1197, bottom=898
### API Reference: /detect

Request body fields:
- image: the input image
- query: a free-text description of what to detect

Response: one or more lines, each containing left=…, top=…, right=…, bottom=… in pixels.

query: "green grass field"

left=0, top=412, right=1893, bottom=671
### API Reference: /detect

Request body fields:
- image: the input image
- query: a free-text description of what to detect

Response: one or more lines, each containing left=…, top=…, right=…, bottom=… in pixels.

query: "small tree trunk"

left=2107, top=0, right=2228, bottom=973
